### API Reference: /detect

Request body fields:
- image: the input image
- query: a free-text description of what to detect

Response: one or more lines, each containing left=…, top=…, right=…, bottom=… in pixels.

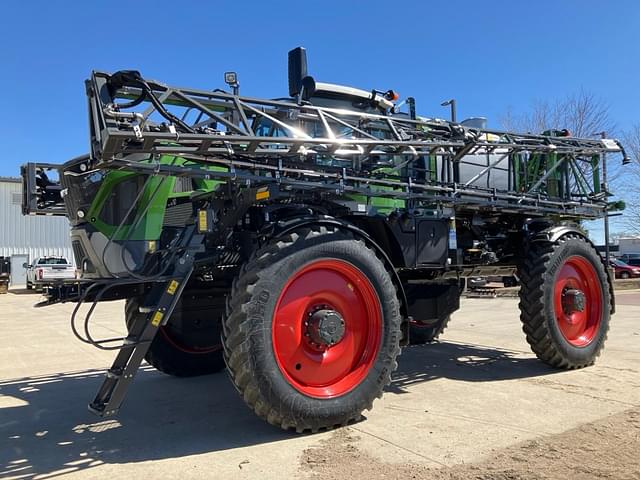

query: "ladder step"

left=88, top=249, right=198, bottom=418
left=88, top=402, right=118, bottom=417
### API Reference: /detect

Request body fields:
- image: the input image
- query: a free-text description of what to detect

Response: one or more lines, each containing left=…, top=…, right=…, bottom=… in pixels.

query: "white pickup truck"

left=25, top=257, right=76, bottom=291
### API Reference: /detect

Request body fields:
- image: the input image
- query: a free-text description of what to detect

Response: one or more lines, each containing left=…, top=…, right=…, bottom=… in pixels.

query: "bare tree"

left=621, top=124, right=640, bottom=166
left=501, top=92, right=640, bottom=217
left=501, top=89, right=627, bottom=186
left=500, top=89, right=616, bottom=138
left=618, top=125, right=640, bottom=235
left=501, top=90, right=638, bottom=239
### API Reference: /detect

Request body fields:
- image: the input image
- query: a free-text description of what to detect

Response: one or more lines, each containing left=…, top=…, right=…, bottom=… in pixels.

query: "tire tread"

left=222, top=225, right=401, bottom=432
left=518, top=234, right=610, bottom=369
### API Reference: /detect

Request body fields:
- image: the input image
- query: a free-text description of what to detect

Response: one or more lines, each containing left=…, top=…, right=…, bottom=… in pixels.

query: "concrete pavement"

left=1, top=288, right=639, bottom=479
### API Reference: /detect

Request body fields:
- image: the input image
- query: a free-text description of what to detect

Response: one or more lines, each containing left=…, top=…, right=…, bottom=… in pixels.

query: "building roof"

left=0, top=176, right=21, bottom=184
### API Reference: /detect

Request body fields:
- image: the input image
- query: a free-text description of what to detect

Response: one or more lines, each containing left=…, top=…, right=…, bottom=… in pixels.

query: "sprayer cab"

left=287, top=46, right=399, bottom=113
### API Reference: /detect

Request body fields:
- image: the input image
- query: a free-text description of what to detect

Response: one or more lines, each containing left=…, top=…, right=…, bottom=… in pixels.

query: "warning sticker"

left=167, top=280, right=179, bottom=295
left=151, top=311, right=164, bottom=327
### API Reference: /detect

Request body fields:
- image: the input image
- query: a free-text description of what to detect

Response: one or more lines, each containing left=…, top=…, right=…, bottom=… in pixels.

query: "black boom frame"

left=79, top=69, right=627, bottom=220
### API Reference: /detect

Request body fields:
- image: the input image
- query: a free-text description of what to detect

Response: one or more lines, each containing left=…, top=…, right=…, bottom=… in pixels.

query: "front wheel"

left=518, top=234, right=611, bottom=369
left=620, top=271, right=630, bottom=279
left=223, top=226, right=402, bottom=432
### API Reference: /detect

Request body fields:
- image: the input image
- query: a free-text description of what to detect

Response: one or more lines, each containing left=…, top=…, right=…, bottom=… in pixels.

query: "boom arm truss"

left=69, top=71, right=627, bottom=218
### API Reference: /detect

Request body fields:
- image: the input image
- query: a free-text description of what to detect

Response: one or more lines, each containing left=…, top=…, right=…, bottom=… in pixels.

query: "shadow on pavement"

left=0, top=366, right=294, bottom=479
left=388, top=340, right=556, bottom=394
left=6, top=288, right=39, bottom=296
left=0, top=341, right=556, bottom=478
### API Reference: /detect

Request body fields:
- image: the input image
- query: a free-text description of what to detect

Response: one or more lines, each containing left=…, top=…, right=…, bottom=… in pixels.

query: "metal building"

left=618, top=236, right=640, bottom=256
left=0, top=176, right=73, bottom=286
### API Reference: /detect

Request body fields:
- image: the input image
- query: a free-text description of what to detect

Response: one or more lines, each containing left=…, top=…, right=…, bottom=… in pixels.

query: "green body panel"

left=521, top=152, right=563, bottom=197
left=349, top=166, right=405, bottom=215
left=527, top=154, right=536, bottom=192
left=427, top=155, right=437, bottom=181
left=92, top=172, right=168, bottom=240
left=86, top=155, right=226, bottom=241
left=546, top=152, right=559, bottom=197
left=349, top=192, right=405, bottom=214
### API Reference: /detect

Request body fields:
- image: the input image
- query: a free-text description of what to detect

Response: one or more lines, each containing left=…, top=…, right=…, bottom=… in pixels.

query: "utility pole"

left=595, top=131, right=610, bottom=264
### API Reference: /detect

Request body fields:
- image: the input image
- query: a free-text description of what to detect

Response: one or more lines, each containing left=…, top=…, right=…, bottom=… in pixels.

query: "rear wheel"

left=409, top=316, right=450, bottom=345
left=125, top=287, right=226, bottom=377
left=223, top=226, right=402, bottom=432
left=620, top=271, right=630, bottom=279
left=518, top=234, right=610, bottom=369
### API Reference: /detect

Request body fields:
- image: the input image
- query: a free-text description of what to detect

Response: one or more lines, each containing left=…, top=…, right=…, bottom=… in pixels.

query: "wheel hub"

left=305, top=306, right=346, bottom=348
left=562, top=288, right=586, bottom=317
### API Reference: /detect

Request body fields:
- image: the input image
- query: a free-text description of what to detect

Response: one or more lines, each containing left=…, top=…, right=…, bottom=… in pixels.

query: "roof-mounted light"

left=384, top=90, right=399, bottom=102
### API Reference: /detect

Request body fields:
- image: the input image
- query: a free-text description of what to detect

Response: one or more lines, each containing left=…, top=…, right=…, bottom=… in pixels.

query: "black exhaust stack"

left=288, top=47, right=308, bottom=97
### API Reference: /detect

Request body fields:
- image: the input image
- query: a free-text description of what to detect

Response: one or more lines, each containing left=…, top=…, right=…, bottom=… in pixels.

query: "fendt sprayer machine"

left=22, top=47, right=628, bottom=432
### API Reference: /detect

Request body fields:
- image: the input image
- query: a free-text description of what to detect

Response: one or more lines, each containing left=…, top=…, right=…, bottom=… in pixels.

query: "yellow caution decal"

left=198, top=209, right=208, bottom=232
left=167, top=280, right=179, bottom=295
left=151, top=311, right=164, bottom=327
left=255, top=188, right=270, bottom=201
left=147, top=240, right=157, bottom=253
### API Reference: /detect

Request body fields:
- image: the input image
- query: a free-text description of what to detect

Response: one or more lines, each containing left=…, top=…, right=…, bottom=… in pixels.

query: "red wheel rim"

left=272, top=259, right=382, bottom=398
left=553, top=255, right=603, bottom=347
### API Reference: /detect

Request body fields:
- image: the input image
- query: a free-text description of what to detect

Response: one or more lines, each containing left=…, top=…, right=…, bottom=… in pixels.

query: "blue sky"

left=2, top=0, right=638, bottom=239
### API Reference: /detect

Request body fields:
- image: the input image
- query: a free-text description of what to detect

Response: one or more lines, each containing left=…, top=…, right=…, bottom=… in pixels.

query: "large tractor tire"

left=518, top=234, right=611, bottom=369
left=409, top=316, right=450, bottom=345
left=125, top=287, right=226, bottom=377
left=222, top=226, right=402, bottom=432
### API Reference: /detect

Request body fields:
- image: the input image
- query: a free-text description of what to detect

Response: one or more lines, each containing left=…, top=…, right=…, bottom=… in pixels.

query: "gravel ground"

left=301, top=408, right=640, bottom=480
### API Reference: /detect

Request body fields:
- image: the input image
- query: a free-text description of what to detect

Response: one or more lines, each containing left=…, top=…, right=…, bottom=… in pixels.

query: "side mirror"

left=22, top=262, right=29, bottom=269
